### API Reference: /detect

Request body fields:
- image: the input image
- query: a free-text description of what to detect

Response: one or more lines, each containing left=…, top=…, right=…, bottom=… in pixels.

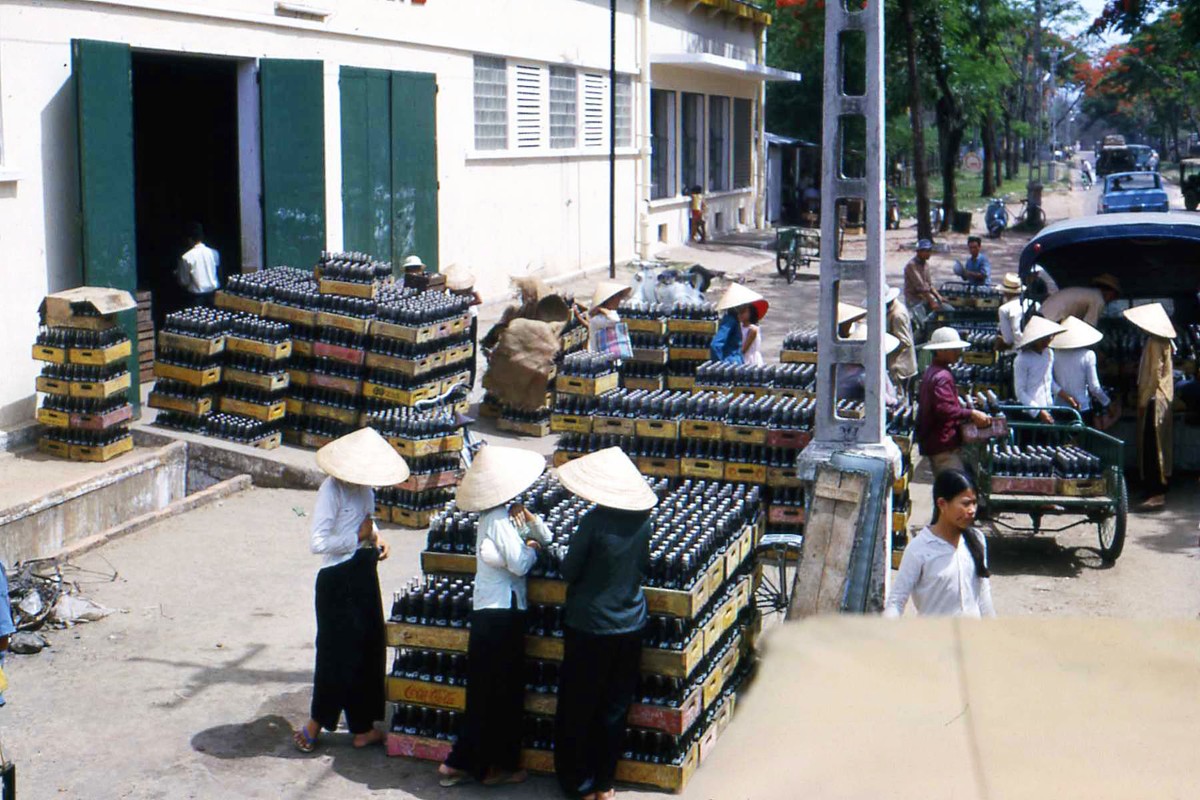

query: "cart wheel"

left=776, top=247, right=787, bottom=274
left=1098, top=475, right=1128, bottom=562
left=785, top=254, right=797, bottom=285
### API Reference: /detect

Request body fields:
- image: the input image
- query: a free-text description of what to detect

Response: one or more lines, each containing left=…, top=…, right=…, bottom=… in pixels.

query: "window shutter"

left=514, top=63, right=545, bottom=149
left=583, top=72, right=606, bottom=148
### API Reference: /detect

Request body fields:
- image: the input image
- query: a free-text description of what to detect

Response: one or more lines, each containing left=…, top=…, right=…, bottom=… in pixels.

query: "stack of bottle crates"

left=34, top=288, right=137, bottom=462
left=150, top=307, right=232, bottom=437
left=368, top=405, right=466, bottom=529
left=620, top=300, right=670, bottom=390
left=385, top=475, right=760, bottom=792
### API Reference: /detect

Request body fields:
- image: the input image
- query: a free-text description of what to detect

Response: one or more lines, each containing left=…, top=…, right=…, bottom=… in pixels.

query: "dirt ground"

left=3, top=171, right=1199, bottom=798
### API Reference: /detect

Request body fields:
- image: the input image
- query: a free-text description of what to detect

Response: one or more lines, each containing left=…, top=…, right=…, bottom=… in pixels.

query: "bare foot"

left=352, top=729, right=385, bottom=748
left=482, top=768, right=527, bottom=786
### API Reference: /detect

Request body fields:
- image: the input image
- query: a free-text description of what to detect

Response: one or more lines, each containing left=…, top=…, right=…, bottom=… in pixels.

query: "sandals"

left=352, top=730, right=385, bottom=749
left=292, top=726, right=318, bottom=754
left=438, top=765, right=472, bottom=788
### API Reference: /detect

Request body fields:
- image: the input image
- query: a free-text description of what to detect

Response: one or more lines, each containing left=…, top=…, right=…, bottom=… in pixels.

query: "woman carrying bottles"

left=554, top=447, right=659, bottom=800
left=588, top=281, right=633, bottom=355
left=439, top=446, right=549, bottom=787
left=710, top=283, right=769, bottom=363
left=294, top=427, right=409, bottom=753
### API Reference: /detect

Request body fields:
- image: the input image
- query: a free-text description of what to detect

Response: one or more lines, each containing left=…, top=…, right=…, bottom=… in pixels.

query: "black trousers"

left=445, top=607, right=527, bottom=780
left=554, top=626, right=643, bottom=798
left=311, top=548, right=386, bottom=734
left=467, top=316, right=479, bottom=389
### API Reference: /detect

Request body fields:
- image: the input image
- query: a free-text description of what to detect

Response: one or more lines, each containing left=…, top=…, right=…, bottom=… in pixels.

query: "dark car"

left=1096, top=147, right=1136, bottom=177
left=1098, top=171, right=1169, bottom=214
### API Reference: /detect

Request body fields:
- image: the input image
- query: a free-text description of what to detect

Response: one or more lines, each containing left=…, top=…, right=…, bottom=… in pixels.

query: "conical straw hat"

left=716, top=283, right=769, bottom=320
left=590, top=281, right=632, bottom=312
left=921, top=326, right=970, bottom=350
left=1017, top=315, right=1067, bottom=349
left=1123, top=302, right=1176, bottom=339
left=846, top=323, right=901, bottom=354
left=1050, top=316, right=1104, bottom=350
left=455, top=445, right=547, bottom=512
left=316, top=427, right=410, bottom=486
left=837, top=302, right=867, bottom=326
left=556, top=447, right=659, bottom=511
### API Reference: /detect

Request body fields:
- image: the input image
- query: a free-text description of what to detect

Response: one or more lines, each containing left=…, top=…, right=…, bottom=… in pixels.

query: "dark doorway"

left=132, top=52, right=241, bottom=325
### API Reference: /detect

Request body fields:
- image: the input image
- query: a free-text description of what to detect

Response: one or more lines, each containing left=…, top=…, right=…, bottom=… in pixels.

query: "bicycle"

left=1012, top=197, right=1046, bottom=231
left=782, top=227, right=820, bottom=285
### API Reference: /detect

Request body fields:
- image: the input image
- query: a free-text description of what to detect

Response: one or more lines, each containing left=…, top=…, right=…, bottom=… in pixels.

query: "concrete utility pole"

left=799, top=0, right=899, bottom=475
left=1029, top=0, right=1043, bottom=182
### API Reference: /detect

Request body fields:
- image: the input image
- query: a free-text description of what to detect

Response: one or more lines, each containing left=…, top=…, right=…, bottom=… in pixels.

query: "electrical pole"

left=609, top=0, right=617, bottom=279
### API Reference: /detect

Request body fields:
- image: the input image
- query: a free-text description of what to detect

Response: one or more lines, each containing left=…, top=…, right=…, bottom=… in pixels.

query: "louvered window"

left=733, top=98, right=753, bottom=189
left=514, top=64, right=546, bottom=149
left=650, top=89, right=676, bottom=200
left=681, top=92, right=703, bottom=193
left=709, top=95, right=729, bottom=192
left=549, top=66, right=577, bottom=149
left=614, top=75, right=633, bottom=148
left=582, top=73, right=606, bottom=148
left=473, top=55, right=508, bottom=150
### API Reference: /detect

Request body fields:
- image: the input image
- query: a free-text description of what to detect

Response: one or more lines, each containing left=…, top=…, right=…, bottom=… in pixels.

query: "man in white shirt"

left=1039, top=273, right=1121, bottom=325
left=1050, top=316, right=1111, bottom=427
left=177, top=222, right=220, bottom=305
left=1013, top=316, right=1068, bottom=423
left=995, top=273, right=1033, bottom=350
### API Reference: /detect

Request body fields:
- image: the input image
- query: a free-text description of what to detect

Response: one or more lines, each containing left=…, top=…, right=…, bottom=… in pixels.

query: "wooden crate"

left=724, top=462, right=768, bottom=484
left=723, top=424, right=767, bottom=445
left=70, top=404, right=134, bottom=431
left=892, top=508, right=910, bottom=533
left=308, top=402, right=360, bottom=425
left=393, top=506, right=437, bottom=528
left=372, top=314, right=468, bottom=344
left=766, top=429, right=811, bottom=449
left=315, top=311, right=372, bottom=335
left=666, top=376, right=696, bottom=391
left=627, top=684, right=704, bottom=737
left=497, top=417, right=552, bottom=438
left=308, top=372, right=362, bottom=395
left=704, top=558, right=726, bottom=602
left=319, top=278, right=378, bottom=298
left=963, top=349, right=998, bottom=366
left=219, top=396, right=287, bottom=422
left=32, top=344, right=67, bottom=364
left=780, top=349, right=818, bottom=364
left=593, top=416, right=635, bottom=436
left=149, top=393, right=213, bottom=416
left=667, top=318, right=717, bottom=335
left=386, top=732, right=453, bottom=763
left=703, top=642, right=741, bottom=710
left=68, top=339, right=132, bottom=366
left=363, top=381, right=436, bottom=406
left=681, top=419, right=723, bottom=441
left=1058, top=477, right=1107, bottom=497
left=668, top=347, right=711, bottom=362
left=768, top=504, right=806, bottom=527
left=769, top=387, right=815, bottom=400
left=766, top=466, right=804, bottom=488
left=681, top=457, right=725, bottom=480
left=386, top=622, right=469, bottom=651
left=630, top=347, right=669, bottom=364
left=398, top=470, right=461, bottom=492
left=555, top=372, right=619, bottom=396
left=637, top=456, right=681, bottom=478
left=550, top=414, right=592, bottom=434
left=263, top=302, right=317, bottom=327
left=622, top=376, right=665, bottom=391
left=313, top=340, right=367, bottom=366
left=158, top=331, right=225, bottom=356
left=387, top=433, right=463, bottom=458
left=442, top=342, right=474, bottom=367
left=69, top=435, right=134, bottom=462
left=37, top=437, right=71, bottom=458
left=385, top=676, right=465, bottom=710
left=35, top=408, right=70, bottom=428
left=525, top=635, right=565, bottom=661
left=439, top=370, right=472, bottom=394
left=227, top=336, right=292, bottom=361
left=223, top=368, right=289, bottom=393
left=364, top=350, right=441, bottom=376
left=285, top=397, right=305, bottom=416
left=214, top=291, right=266, bottom=316
left=71, top=372, right=133, bottom=399
left=291, top=338, right=314, bottom=357
left=988, top=475, right=1057, bottom=495
left=527, top=578, right=567, bottom=606
left=636, top=419, right=680, bottom=439
left=552, top=450, right=584, bottom=467
left=625, top=318, right=667, bottom=335
left=154, top=362, right=222, bottom=388
left=420, top=551, right=476, bottom=576
left=640, top=628, right=706, bottom=678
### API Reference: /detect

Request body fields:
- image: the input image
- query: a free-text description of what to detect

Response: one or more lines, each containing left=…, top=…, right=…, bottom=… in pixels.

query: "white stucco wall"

left=0, top=0, right=769, bottom=429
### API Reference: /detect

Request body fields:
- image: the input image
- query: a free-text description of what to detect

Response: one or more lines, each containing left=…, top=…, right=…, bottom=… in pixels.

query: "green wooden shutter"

left=260, top=59, right=326, bottom=268
left=340, top=67, right=394, bottom=264
left=390, top=72, right=439, bottom=271
left=73, top=39, right=140, bottom=408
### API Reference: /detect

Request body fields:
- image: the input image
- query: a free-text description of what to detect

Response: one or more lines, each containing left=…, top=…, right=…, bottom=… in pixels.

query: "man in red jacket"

left=917, top=327, right=991, bottom=475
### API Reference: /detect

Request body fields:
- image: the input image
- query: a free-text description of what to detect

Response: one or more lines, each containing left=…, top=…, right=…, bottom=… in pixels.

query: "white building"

left=0, top=0, right=798, bottom=435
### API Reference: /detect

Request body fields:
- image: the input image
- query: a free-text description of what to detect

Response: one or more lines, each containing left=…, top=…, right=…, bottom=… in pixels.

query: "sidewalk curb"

left=49, top=474, right=252, bottom=562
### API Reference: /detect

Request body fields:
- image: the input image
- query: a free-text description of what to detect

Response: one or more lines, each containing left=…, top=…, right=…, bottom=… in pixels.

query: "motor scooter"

left=885, top=191, right=901, bottom=230
left=985, top=197, right=1008, bottom=238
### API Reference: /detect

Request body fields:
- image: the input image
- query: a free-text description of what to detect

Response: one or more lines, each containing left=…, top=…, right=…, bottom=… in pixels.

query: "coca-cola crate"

left=766, top=428, right=811, bottom=449
left=988, top=475, right=1058, bottom=495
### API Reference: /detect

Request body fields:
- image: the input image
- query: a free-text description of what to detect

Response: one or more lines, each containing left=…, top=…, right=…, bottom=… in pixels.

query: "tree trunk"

left=901, top=0, right=932, bottom=241
left=982, top=112, right=999, bottom=196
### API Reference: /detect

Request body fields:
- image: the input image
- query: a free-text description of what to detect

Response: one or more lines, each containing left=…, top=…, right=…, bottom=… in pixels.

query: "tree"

left=899, top=0, right=934, bottom=240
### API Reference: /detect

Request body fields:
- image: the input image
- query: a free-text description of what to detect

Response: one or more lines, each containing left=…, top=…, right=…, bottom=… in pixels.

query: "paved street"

left=4, top=176, right=1200, bottom=798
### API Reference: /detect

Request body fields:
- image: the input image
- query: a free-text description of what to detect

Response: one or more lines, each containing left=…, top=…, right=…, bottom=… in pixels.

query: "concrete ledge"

left=132, top=429, right=325, bottom=490
left=0, top=420, right=43, bottom=453
left=52, top=474, right=252, bottom=562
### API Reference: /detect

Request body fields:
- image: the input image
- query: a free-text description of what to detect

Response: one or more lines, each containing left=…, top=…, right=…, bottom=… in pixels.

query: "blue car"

left=1098, top=171, right=1169, bottom=214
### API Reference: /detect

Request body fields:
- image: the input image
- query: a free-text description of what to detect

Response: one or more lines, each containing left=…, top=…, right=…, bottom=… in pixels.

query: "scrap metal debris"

left=5, top=560, right=118, bottom=653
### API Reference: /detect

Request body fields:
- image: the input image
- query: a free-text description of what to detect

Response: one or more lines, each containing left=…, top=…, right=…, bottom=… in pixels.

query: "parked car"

left=1128, top=144, right=1155, bottom=171
left=1096, top=146, right=1136, bottom=177
left=1098, top=171, right=1169, bottom=214
left=1181, top=158, right=1200, bottom=211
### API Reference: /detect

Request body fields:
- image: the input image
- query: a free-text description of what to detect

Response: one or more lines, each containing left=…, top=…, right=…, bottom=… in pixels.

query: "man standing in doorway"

left=177, top=222, right=220, bottom=307
left=916, top=327, right=991, bottom=476
left=954, top=236, right=991, bottom=284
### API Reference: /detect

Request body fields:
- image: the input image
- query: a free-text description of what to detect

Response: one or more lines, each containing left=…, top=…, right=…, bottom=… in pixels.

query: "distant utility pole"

left=1030, top=0, right=1043, bottom=181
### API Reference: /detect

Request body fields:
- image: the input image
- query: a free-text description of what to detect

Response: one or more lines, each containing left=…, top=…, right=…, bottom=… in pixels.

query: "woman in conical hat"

left=1013, top=316, right=1067, bottom=423
left=711, top=283, right=768, bottom=363
left=440, top=446, right=548, bottom=787
left=294, top=427, right=409, bottom=754
left=1050, top=316, right=1111, bottom=428
left=1123, top=303, right=1176, bottom=510
left=587, top=281, right=632, bottom=355
left=552, top=448, right=658, bottom=800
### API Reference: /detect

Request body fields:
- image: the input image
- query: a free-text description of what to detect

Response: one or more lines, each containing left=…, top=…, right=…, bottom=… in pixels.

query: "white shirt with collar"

left=178, top=242, right=220, bottom=294
left=310, top=477, right=375, bottom=569
left=1014, top=347, right=1059, bottom=413
left=1052, top=348, right=1110, bottom=413
left=998, top=297, right=1025, bottom=346
left=473, top=506, right=549, bottom=610
left=885, top=527, right=995, bottom=618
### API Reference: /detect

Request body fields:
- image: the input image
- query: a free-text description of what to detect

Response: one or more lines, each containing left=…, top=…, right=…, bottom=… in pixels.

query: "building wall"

left=0, top=0, right=766, bottom=430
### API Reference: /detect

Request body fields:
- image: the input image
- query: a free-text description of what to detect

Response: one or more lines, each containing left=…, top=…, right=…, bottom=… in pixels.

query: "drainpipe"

left=637, top=0, right=652, bottom=259
left=755, top=24, right=768, bottom=229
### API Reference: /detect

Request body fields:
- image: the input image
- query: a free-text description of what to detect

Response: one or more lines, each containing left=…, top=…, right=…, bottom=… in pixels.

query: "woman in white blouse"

left=294, top=428, right=410, bottom=754
left=440, top=446, right=549, bottom=788
left=1050, top=316, right=1111, bottom=427
left=885, top=469, right=995, bottom=618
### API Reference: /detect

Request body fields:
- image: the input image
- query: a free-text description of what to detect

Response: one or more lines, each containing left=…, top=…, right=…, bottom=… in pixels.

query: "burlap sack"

left=482, top=318, right=564, bottom=411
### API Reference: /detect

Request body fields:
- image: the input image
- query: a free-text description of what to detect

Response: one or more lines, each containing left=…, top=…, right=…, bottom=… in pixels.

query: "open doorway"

left=132, top=52, right=241, bottom=325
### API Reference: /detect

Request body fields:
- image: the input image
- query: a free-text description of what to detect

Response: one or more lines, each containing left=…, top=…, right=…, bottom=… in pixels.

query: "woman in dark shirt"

left=553, top=448, right=658, bottom=800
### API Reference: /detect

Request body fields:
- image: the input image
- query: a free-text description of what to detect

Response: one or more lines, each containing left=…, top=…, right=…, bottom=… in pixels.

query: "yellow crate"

left=625, top=318, right=667, bottom=335
left=550, top=414, right=592, bottom=434
left=148, top=393, right=213, bottom=416
left=315, top=311, right=372, bottom=335
left=593, top=416, right=636, bottom=436
left=555, top=372, right=619, bottom=396
left=226, top=336, right=292, bottom=361
left=223, top=367, right=290, bottom=392
left=669, top=347, right=711, bottom=362
left=37, top=436, right=71, bottom=458
left=35, top=376, right=70, bottom=396
left=362, top=381, right=436, bottom=406
left=636, top=419, right=680, bottom=439
left=69, top=339, right=132, bottom=366
left=724, top=462, right=768, bottom=484
left=780, top=349, right=818, bottom=364
left=387, top=433, right=463, bottom=458
left=70, top=372, right=132, bottom=399
left=637, top=456, right=681, bottom=478
left=667, top=318, right=717, bottom=335
left=214, top=291, right=266, bottom=316
left=319, top=278, right=378, bottom=298
left=681, top=419, right=724, bottom=441
left=32, top=344, right=67, bottom=364
left=666, top=376, right=696, bottom=391
left=69, top=435, right=134, bottom=462
left=385, top=676, right=465, bottom=710
left=158, top=331, right=226, bottom=356
left=386, top=622, right=469, bottom=651
left=219, top=396, right=287, bottom=422
left=393, top=506, right=436, bottom=528
left=723, top=424, right=767, bottom=445
left=263, top=302, right=317, bottom=327
left=154, top=362, right=222, bottom=387
left=35, top=407, right=70, bottom=428
left=681, top=457, right=725, bottom=480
